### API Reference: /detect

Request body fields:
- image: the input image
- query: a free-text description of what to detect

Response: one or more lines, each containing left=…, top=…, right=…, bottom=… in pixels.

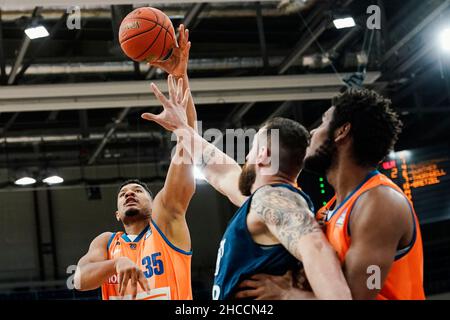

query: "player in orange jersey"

left=74, top=25, right=197, bottom=300
left=235, top=89, right=425, bottom=300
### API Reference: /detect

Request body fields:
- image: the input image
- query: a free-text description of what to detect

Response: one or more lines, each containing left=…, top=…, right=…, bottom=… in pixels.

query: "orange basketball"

left=119, top=7, right=176, bottom=62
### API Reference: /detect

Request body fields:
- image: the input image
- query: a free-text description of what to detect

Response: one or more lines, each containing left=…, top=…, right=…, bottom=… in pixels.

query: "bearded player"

left=74, top=25, right=197, bottom=300
left=236, top=89, right=425, bottom=300
left=142, top=77, right=352, bottom=300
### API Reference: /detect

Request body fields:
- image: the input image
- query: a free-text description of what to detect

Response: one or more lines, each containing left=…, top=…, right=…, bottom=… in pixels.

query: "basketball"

left=119, top=7, right=176, bottom=62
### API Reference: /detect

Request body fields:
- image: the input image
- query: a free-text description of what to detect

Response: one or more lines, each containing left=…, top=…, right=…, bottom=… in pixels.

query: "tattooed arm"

left=197, top=142, right=246, bottom=207
left=175, top=129, right=247, bottom=207
left=249, top=185, right=352, bottom=300
left=142, top=77, right=246, bottom=207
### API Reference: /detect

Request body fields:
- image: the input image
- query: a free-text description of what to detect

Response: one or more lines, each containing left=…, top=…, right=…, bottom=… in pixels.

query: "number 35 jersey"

left=101, top=220, right=192, bottom=300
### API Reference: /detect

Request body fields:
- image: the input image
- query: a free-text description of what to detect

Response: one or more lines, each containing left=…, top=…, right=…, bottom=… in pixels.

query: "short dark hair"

left=261, top=117, right=310, bottom=176
left=118, top=179, right=154, bottom=198
left=330, top=89, right=403, bottom=167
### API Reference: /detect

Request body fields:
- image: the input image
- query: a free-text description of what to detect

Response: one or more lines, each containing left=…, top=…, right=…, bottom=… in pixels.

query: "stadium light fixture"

left=43, top=175, right=64, bottom=185
left=439, top=27, right=450, bottom=52
left=24, top=25, right=49, bottom=40
left=15, top=176, right=37, bottom=186
left=333, top=17, right=356, bottom=29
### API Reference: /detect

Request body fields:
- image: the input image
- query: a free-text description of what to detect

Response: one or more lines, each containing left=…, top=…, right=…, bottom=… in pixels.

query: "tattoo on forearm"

left=200, top=145, right=216, bottom=169
left=251, top=186, right=322, bottom=258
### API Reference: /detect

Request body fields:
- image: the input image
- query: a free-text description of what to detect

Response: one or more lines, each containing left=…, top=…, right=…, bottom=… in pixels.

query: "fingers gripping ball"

left=119, top=7, right=176, bottom=62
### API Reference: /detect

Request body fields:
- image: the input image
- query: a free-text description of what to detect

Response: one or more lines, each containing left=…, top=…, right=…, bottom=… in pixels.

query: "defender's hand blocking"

left=142, top=75, right=190, bottom=132
left=148, top=24, right=191, bottom=78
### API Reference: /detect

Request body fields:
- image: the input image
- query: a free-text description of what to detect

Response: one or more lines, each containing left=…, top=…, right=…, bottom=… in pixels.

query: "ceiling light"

left=43, top=175, right=64, bottom=185
left=439, top=27, right=450, bottom=52
left=333, top=17, right=356, bottom=29
left=15, top=177, right=37, bottom=186
left=24, top=25, right=49, bottom=40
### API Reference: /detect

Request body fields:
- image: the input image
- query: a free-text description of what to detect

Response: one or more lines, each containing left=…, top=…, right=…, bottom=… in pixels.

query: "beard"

left=124, top=208, right=140, bottom=217
left=121, top=207, right=151, bottom=225
left=303, top=136, right=336, bottom=175
left=238, top=163, right=257, bottom=196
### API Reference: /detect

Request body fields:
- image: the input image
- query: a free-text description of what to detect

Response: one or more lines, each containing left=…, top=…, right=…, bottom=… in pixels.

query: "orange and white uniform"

left=316, top=170, right=425, bottom=300
left=101, top=220, right=192, bottom=300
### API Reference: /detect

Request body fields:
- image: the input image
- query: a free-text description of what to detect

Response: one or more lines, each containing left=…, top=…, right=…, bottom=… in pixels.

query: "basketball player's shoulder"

left=92, top=232, right=115, bottom=245
left=352, top=185, right=411, bottom=229
left=251, top=184, right=309, bottom=211
left=250, top=185, right=320, bottom=237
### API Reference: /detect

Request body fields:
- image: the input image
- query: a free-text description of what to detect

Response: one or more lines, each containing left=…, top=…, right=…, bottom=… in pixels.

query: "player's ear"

left=256, top=146, right=270, bottom=166
left=334, top=122, right=351, bottom=143
left=115, top=211, right=120, bottom=222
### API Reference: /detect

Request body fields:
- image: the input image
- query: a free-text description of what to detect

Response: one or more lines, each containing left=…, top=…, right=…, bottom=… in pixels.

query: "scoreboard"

left=378, top=145, right=450, bottom=224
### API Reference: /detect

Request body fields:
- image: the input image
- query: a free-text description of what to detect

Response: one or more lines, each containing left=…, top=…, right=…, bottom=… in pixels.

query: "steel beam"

left=88, top=107, right=130, bottom=165
left=256, top=1, right=269, bottom=70
left=0, top=9, right=6, bottom=85
left=0, top=0, right=277, bottom=9
left=8, top=37, right=31, bottom=85
left=277, top=19, right=329, bottom=74
left=14, top=11, right=69, bottom=84
left=7, top=6, right=40, bottom=85
left=0, top=73, right=381, bottom=113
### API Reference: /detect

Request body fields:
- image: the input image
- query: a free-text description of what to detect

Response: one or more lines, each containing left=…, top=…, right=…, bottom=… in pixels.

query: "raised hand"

left=148, top=24, right=191, bottom=78
left=141, top=74, right=190, bottom=132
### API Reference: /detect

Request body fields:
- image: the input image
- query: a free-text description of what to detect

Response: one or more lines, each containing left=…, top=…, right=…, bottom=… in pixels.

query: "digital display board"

left=378, top=145, right=450, bottom=224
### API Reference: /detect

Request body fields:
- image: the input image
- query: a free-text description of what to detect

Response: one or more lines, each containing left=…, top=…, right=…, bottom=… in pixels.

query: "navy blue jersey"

left=212, top=183, right=315, bottom=300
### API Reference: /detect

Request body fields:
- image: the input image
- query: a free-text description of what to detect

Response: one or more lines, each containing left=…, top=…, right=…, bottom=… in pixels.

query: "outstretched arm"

left=148, top=25, right=197, bottom=223
left=152, top=76, right=196, bottom=220
left=173, top=124, right=246, bottom=207
left=247, top=185, right=351, bottom=300
left=142, top=78, right=247, bottom=207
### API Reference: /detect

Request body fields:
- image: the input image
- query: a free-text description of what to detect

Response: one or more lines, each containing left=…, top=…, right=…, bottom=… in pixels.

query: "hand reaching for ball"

left=141, top=75, right=190, bottom=132
left=149, top=24, right=191, bottom=78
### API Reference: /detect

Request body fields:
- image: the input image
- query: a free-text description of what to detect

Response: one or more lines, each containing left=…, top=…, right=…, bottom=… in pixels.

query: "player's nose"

left=125, top=190, right=136, bottom=198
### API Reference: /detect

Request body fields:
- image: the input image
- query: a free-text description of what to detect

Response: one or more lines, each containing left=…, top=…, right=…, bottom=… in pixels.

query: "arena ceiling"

left=0, top=0, right=448, bottom=171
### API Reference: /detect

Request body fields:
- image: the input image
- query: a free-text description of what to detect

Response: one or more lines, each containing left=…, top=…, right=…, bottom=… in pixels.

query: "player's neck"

left=252, top=172, right=296, bottom=192
left=123, top=219, right=149, bottom=235
left=327, top=156, right=375, bottom=205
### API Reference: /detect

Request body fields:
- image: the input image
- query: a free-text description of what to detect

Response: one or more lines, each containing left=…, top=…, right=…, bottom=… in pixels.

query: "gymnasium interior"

left=0, top=0, right=449, bottom=300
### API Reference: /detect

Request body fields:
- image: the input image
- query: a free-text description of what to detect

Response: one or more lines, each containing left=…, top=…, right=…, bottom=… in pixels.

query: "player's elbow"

left=73, top=263, right=98, bottom=292
left=73, top=266, right=87, bottom=291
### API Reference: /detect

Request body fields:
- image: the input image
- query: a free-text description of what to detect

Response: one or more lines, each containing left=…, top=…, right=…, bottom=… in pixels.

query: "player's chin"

left=124, top=207, right=141, bottom=217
